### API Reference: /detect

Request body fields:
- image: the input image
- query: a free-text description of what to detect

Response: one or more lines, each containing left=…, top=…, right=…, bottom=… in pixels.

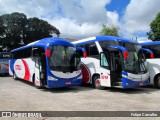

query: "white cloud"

left=48, top=18, right=102, bottom=39
left=0, top=0, right=111, bottom=39
left=106, top=11, right=119, bottom=26
left=1, top=0, right=160, bottom=41
left=122, top=0, right=160, bottom=35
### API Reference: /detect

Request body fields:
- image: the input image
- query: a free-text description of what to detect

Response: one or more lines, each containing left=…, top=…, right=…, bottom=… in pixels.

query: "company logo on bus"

left=102, top=75, right=108, bottom=79
left=15, top=65, right=22, bottom=70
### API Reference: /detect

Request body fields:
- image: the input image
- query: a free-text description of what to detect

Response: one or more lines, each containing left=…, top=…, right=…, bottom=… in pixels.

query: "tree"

left=0, top=12, right=28, bottom=48
left=99, top=24, right=119, bottom=36
left=0, top=12, right=60, bottom=50
left=26, top=17, right=60, bottom=43
left=147, top=12, right=160, bottom=41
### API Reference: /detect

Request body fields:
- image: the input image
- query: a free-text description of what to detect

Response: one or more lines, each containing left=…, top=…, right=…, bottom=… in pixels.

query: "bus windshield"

left=0, top=52, right=10, bottom=59
left=124, top=43, right=147, bottom=73
left=49, top=45, right=81, bottom=72
left=143, top=44, right=160, bottom=58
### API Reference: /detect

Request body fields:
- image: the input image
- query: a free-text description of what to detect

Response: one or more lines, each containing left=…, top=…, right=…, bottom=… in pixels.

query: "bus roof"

left=72, top=36, right=138, bottom=45
left=72, top=36, right=118, bottom=45
left=140, top=41, right=160, bottom=46
left=11, top=37, right=74, bottom=52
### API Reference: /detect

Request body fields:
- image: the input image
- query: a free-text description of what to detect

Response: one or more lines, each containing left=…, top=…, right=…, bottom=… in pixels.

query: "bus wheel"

left=13, top=72, right=18, bottom=80
left=93, top=75, right=104, bottom=89
left=154, top=75, right=160, bottom=89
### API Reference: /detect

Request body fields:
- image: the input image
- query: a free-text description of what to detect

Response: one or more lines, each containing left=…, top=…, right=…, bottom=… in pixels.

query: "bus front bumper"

left=46, top=78, right=82, bottom=88
left=122, top=77, right=149, bottom=89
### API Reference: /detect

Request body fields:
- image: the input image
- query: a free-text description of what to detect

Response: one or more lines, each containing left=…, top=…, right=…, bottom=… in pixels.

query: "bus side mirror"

left=140, top=48, right=154, bottom=59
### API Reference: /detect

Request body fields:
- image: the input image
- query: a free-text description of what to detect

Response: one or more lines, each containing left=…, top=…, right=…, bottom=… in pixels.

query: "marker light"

left=150, top=53, right=154, bottom=58
left=46, top=49, right=50, bottom=57
left=83, top=51, right=87, bottom=58
left=123, top=51, right=128, bottom=58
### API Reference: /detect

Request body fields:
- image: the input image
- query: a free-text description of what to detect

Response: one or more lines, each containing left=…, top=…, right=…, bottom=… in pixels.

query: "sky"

left=0, top=0, right=160, bottom=41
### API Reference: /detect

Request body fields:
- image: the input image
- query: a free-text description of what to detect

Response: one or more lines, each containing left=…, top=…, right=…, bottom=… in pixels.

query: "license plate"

left=65, top=82, right=71, bottom=85
left=139, top=82, right=144, bottom=86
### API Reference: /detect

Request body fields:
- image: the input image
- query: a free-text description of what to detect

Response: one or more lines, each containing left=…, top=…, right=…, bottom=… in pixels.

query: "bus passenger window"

left=89, top=43, right=99, bottom=58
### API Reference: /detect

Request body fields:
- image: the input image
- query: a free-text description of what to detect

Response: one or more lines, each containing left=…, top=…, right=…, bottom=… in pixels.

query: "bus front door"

left=109, top=50, right=122, bottom=87
left=34, top=56, right=42, bottom=88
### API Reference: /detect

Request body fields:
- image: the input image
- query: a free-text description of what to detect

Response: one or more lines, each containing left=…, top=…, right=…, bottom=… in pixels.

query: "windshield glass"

left=99, top=40, right=118, bottom=50
left=48, top=45, right=81, bottom=72
left=143, top=44, right=160, bottom=58
left=0, top=52, right=10, bottom=59
left=124, top=43, right=147, bottom=73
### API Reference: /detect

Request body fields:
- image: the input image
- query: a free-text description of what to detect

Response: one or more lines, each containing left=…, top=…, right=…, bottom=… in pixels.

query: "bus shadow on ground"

left=41, top=84, right=94, bottom=93
left=13, top=79, right=159, bottom=94
left=0, top=74, right=9, bottom=77
left=15, top=79, right=95, bottom=93
left=103, top=85, right=159, bottom=94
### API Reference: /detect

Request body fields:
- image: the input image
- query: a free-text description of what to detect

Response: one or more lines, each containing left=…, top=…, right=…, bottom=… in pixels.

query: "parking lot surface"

left=0, top=76, right=160, bottom=119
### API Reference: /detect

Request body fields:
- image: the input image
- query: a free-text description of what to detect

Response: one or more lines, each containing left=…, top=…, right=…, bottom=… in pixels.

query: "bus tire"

left=13, top=72, right=18, bottom=80
left=154, top=75, right=160, bottom=89
left=93, top=75, right=104, bottom=89
left=33, top=75, right=43, bottom=89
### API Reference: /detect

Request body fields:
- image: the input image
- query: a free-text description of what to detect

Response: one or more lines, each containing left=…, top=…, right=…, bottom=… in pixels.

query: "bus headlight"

left=48, top=76, right=58, bottom=81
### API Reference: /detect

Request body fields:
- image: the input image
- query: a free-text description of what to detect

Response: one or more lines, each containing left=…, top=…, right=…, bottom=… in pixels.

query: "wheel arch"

left=92, top=73, right=100, bottom=84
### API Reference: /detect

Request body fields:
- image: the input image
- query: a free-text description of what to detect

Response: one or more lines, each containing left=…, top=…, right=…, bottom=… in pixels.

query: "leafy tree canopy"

left=0, top=12, right=60, bottom=50
left=99, top=24, right=119, bottom=36
left=147, top=12, right=160, bottom=41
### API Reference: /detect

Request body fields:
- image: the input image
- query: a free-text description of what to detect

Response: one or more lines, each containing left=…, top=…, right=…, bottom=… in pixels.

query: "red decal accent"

left=82, top=64, right=90, bottom=83
left=22, top=60, right=30, bottom=81
left=102, top=76, right=108, bottom=79
left=76, top=71, right=80, bottom=74
left=35, top=80, right=39, bottom=84
left=15, top=65, right=22, bottom=70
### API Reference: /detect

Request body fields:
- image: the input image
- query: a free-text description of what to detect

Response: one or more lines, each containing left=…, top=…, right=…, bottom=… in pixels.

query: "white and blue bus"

left=140, top=41, right=160, bottom=88
left=0, top=52, right=10, bottom=75
left=72, top=36, right=149, bottom=89
left=9, top=38, right=86, bottom=88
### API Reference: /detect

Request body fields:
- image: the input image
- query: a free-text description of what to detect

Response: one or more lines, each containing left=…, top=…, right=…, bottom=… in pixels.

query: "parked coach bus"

left=0, top=52, right=10, bottom=75
left=9, top=38, right=86, bottom=88
left=140, top=41, right=160, bottom=88
left=72, top=36, right=149, bottom=89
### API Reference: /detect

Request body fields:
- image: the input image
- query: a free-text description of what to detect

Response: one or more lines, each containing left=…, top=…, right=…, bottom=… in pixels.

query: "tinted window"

left=143, top=45, right=160, bottom=58
left=78, top=42, right=99, bottom=58
left=89, top=43, right=99, bottom=56
left=12, top=47, right=32, bottom=59
left=99, top=40, right=118, bottom=50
